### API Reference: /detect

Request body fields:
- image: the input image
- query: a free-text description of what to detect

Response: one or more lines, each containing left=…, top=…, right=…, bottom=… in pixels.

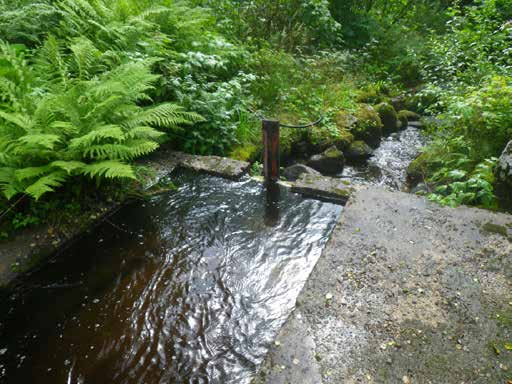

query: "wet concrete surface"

left=255, top=187, right=512, bottom=384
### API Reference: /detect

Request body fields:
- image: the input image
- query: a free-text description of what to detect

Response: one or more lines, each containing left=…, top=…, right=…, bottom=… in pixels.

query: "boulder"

left=496, top=140, right=512, bottom=186
left=376, top=102, right=399, bottom=135
left=307, top=126, right=354, bottom=153
left=307, top=146, right=345, bottom=175
left=344, top=140, right=373, bottom=162
left=397, top=110, right=409, bottom=130
left=398, top=110, right=421, bottom=122
left=351, top=104, right=383, bottom=149
left=406, top=152, right=429, bottom=186
left=291, top=174, right=354, bottom=205
left=283, top=164, right=321, bottom=181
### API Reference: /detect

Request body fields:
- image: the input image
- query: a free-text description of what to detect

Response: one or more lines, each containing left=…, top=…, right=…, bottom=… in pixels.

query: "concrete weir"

left=255, top=187, right=512, bottom=384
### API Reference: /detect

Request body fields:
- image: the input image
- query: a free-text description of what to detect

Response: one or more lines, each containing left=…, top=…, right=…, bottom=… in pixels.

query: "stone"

left=398, top=110, right=421, bottom=122
left=307, top=122, right=355, bottom=153
left=344, top=140, right=373, bottom=162
left=376, top=102, right=399, bottom=135
left=406, top=153, right=429, bottom=186
left=307, top=146, right=345, bottom=175
left=291, top=174, right=354, bottom=205
left=397, top=110, right=409, bottom=129
left=177, top=152, right=250, bottom=180
left=496, top=140, right=512, bottom=186
left=283, top=164, right=321, bottom=181
left=351, top=104, right=383, bottom=148
left=408, top=121, right=424, bottom=129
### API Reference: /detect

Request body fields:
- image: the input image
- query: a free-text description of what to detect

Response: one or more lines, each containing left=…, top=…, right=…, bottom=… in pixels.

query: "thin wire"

left=249, top=108, right=323, bottom=129
left=279, top=116, right=323, bottom=129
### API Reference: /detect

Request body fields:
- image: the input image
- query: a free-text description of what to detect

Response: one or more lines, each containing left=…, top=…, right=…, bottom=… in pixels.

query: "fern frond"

left=125, top=103, right=204, bottom=130
left=17, top=134, right=61, bottom=150
left=0, top=167, right=19, bottom=200
left=50, top=160, right=85, bottom=174
left=69, top=37, right=102, bottom=79
left=34, top=35, right=68, bottom=88
left=93, top=61, right=160, bottom=102
left=25, top=170, right=67, bottom=200
left=48, top=121, right=80, bottom=136
left=69, top=125, right=124, bottom=149
left=14, top=165, right=52, bottom=182
left=81, top=160, right=136, bottom=179
left=0, top=111, right=34, bottom=131
left=84, top=140, right=159, bottom=161
left=125, top=126, right=165, bottom=140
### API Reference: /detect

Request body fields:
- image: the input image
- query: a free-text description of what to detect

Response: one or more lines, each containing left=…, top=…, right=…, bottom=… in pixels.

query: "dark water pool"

left=0, top=172, right=341, bottom=384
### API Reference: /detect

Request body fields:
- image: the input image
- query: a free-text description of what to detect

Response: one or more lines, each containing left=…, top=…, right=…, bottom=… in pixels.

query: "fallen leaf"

left=504, top=342, right=512, bottom=351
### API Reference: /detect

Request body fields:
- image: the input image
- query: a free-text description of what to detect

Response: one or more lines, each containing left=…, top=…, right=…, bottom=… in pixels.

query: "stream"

left=0, top=126, right=425, bottom=384
left=341, top=126, right=427, bottom=190
left=0, top=172, right=341, bottom=384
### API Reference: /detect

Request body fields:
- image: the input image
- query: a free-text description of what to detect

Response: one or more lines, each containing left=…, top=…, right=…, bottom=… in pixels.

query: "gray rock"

left=497, top=140, right=512, bottom=186
left=408, top=121, right=424, bottom=129
left=179, top=153, right=250, bottom=179
left=291, top=174, right=354, bottom=204
left=344, top=140, right=373, bottom=162
left=283, top=164, right=321, bottom=181
left=306, top=146, right=345, bottom=175
left=410, top=182, right=429, bottom=195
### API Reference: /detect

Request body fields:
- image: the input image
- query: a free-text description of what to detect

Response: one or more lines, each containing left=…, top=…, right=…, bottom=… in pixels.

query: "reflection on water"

left=341, top=126, right=427, bottom=190
left=0, top=172, right=341, bottom=384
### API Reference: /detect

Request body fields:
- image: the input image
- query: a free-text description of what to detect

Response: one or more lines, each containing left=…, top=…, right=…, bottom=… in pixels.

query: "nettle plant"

left=0, top=41, right=202, bottom=201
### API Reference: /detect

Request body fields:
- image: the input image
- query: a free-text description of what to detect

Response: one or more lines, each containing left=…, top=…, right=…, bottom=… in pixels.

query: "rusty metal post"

left=262, top=119, right=280, bottom=185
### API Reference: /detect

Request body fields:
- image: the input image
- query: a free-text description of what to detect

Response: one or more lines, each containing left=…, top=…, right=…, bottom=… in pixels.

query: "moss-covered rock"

left=334, top=110, right=358, bottom=130
left=398, top=110, right=421, bottom=122
left=336, top=129, right=355, bottom=151
left=307, top=146, right=345, bottom=175
left=351, top=104, right=383, bottom=149
left=345, top=140, right=373, bottom=163
left=397, top=110, right=409, bottom=130
left=406, top=152, right=430, bottom=185
left=307, top=113, right=355, bottom=154
left=376, top=102, right=399, bottom=135
left=229, top=144, right=259, bottom=163
left=307, top=126, right=340, bottom=153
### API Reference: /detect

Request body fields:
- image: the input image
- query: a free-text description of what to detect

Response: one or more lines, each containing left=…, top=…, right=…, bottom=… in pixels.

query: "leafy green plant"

left=0, top=42, right=202, bottom=201
left=427, top=157, right=498, bottom=208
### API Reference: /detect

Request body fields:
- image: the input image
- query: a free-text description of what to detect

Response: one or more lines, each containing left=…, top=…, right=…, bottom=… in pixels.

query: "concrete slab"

left=142, top=149, right=250, bottom=188
left=291, top=174, right=354, bottom=205
left=255, top=187, right=512, bottom=384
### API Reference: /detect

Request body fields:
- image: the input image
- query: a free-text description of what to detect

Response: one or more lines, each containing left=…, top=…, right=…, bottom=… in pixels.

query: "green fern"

left=0, top=46, right=202, bottom=201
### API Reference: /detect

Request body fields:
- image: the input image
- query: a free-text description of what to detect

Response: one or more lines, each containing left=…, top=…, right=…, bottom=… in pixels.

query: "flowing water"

left=0, top=172, right=341, bottom=384
left=0, top=126, right=424, bottom=384
left=341, top=126, right=427, bottom=190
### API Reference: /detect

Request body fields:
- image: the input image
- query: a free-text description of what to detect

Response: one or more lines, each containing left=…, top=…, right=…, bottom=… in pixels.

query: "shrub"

left=0, top=44, right=202, bottom=201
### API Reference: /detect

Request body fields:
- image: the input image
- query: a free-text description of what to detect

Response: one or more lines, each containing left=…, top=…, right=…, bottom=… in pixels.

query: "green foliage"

left=0, top=45, right=202, bottom=200
left=197, top=0, right=341, bottom=52
left=428, top=157, right=498, bottom=208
